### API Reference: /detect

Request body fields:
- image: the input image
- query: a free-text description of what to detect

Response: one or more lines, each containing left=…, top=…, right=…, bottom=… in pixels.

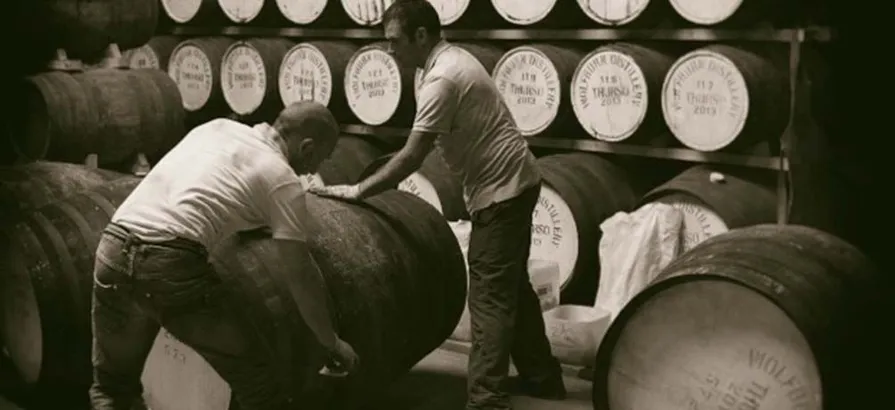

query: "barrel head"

left=141, top=329, right=232, bottom=410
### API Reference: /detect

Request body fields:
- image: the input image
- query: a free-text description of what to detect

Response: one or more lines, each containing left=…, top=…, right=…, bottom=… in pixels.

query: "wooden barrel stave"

left=0, top=178, right=142, bottom=406
left=74, top=69, right=186, bottom=166
left=593, top=224, right=881, bottom=410
left=222, top=38, right=295, bottom=122
left=7, top=72, right=97, bottom=162
left=0, top=162, right=125, bottom=225
left=641, top=165, right=777, bottom=251
left=534, top=153, right=640, bottom=304
left=344, top=42, right=416, bottom=126
left=41, top=0, right=159, bottom=62
left=661, top=45, right=789, bottom=153
left=142, top=190, right=467, bottom=409
left=169, top=37, right=236, bottom=126
left=493, top=44, right=585, bottom=138
left=571, top=42, right=674, bottom=144
left=123, top=36, right=182, bottom=71
left=278, top=41, right=360, bottom=122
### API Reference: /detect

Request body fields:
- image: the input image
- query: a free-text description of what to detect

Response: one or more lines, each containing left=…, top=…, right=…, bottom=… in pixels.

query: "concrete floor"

left=369, top=345, right=593, bottom=410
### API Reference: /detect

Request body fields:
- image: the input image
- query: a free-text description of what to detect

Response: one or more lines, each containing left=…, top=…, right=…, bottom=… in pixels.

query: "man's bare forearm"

left=273, top=239, right=337, bottom=351
left=357, top=131, right=437, bottom=198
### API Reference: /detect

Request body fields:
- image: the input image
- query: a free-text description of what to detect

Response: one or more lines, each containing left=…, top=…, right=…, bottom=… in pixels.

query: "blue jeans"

left=89, top=223, right=293, bottom=410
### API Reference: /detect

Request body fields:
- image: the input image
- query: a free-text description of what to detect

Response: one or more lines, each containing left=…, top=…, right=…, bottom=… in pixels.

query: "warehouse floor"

left=368, top=344, right=593, bottom=410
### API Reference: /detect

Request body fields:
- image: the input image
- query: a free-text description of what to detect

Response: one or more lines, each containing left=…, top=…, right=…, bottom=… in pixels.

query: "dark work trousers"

left=89, top=223, right=293, bottom=410
left=465, top=183, right=563, bottom=410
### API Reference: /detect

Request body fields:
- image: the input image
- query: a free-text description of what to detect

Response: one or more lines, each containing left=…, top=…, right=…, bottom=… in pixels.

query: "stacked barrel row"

left=159, top=0, right=825, bottom=27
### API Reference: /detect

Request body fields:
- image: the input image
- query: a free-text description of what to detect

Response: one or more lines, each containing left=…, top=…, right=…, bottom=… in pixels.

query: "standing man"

left=310, top=1, right=565, bottom=408
left=89, top=102, right=359, bottom=410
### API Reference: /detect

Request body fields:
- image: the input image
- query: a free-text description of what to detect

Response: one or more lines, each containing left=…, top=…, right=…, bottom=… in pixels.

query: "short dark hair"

left=382, top=0, right=442, bottom=39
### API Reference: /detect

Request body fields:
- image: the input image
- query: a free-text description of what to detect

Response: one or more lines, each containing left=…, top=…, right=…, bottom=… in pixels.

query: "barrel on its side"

left=593, top=224, right=882, bottom=410
left=493, top=44, right=585, bottom=137
left=276, top=0, right=351, bottom=26
left=123, top=36, right=181, bottom=71
left=278, top=41, right=359, bottom=122
left=360, top=147, right=468, bottom=221
left=490, top=0, right=591, bottom=27
left=7, top=69, right=185, bottom=166
left=0, top=162, right=125, bottom=225
left=668, top=0, right=814, bottom=27
left=576, top=0, right=672, bottom=27
left=640, top=165, right=777, bottom=252
left=571, top=43, right=673, bottom=144
left=221, top=38, right=295, bottom=122
left=533, top=153, right=640, bottom=304
left=344, top=42, right=416, bottom=126
left=340, top=0, right=395, bottom=26
left=217, top=0, right=283, bottom=24
left=661, top=45, right=788, bottom=152
left=169, top=37, right=236, bottom=125
left=160, top=0, right=227, bottom=25
left=45, top=0, right=159, bottom=61
left=0, top=177, right=142, bottom=406
left=141, top=191, right=468, bottom=409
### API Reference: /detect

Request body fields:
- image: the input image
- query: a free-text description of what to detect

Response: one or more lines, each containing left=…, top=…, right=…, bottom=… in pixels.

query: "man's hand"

left=309, top=184, right=362, bottom=201
left=320, top=338, right=360, bottom=378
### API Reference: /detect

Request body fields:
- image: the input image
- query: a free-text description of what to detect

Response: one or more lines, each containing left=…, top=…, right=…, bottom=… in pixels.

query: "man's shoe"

left=506, top=375, right=567, bottom=400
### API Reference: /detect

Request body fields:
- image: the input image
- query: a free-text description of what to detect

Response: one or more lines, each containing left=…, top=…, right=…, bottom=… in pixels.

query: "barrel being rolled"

left=493, top=45, right=585, bottom=137
left=142, top=190, right=467, bottom=409
left=661, top=45, right=788, bottom=152
left=532, top=153, right=640, bottom=304
left=571, top=43, right=673, bottom=143
left=169, top=37, right=236, bottom=123
left=359, top=147, right=469, bottom=222
left=640, top=165, right=776, bottom=252
left=344, top=42, right=416, bottom=126
left=0, top=177, right=142, bottom=405
left=278, top=41, right=358, bottom=122
left=122, top=36, right=181, bottom=71
left=593, top=224, right=882, bottom=410
left=8, top=69, right=185, bottom=166
left=221, top=38, right=295, bottom=121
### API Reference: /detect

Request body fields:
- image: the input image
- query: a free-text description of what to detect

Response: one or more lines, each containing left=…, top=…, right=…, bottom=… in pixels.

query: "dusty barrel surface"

left=360, top=147, right=468, bottom=221
left=593, top=224, right=882, bottom=410
left=44, top=0, right=159, bottom=60
left=413, top=42, right=505, bottom=102
left=141, top=191, right=468, bottom=410
left=533, top=153, right=640, bottom=304
left=8, top=69, right=185, bottom=166
left=161, top=0, right=226, bottom=24
left=122, top=36, right=181, bottom=71
left=169, top=37, right=235, bottom=121
left=493, top=45, right=584, bottom=137
left=571, top=43, right=673, bottom=143
left=278, top=41, right=358, bottom=121
left=661, top=45, right=788, bottom=152
left=639, top=165, right=776, bottom=252
left=0, top=178, right=142, bottom=403
left=221, top=38, right=294, bottom=120
left=344, top=42, right=415, bottom=126
left=0, top=162, right=125, bottom=225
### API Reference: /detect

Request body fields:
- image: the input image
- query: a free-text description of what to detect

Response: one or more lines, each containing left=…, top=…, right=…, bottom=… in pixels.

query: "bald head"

left=272, top=101, right=339, bottom=174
